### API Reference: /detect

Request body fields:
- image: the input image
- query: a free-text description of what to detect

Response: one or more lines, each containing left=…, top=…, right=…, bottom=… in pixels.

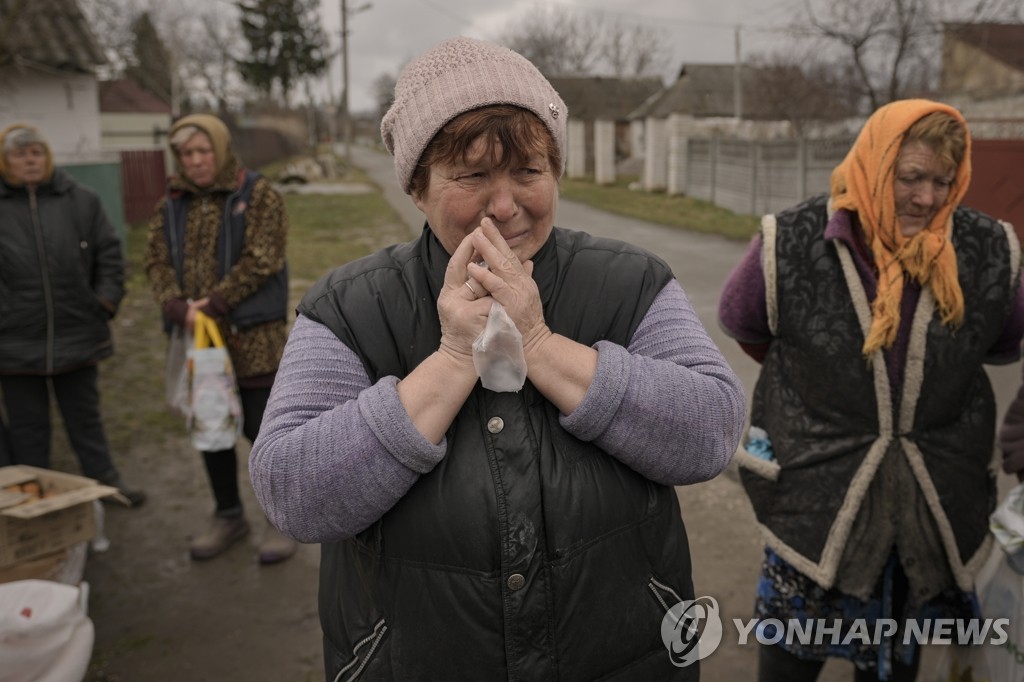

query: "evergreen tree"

left=236, top=0, right=327, bottom=103
left=125, top=12, right=172, bottom=103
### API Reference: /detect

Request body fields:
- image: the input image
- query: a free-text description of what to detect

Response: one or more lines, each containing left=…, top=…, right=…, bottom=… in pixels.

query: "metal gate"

left=119, top=150, right=167, bottom=225
left=964, top=139, right=1024, bottom=242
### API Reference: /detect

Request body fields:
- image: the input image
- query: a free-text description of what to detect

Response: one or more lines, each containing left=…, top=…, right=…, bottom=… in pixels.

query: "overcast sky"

left=316, top=0, right=801, bottom=113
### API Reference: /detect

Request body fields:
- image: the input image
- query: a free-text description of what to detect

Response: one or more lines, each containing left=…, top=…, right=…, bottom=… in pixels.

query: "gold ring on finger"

left=465, top=280, right=478, bottom=297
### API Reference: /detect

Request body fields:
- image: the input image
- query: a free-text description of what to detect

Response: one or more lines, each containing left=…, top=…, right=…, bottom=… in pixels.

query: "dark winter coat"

left=0, top=169, right=124, bottom=375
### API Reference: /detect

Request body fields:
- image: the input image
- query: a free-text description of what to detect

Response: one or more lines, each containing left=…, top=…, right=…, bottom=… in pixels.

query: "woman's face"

left=412, top=134, right=558, bottom=261
left=176, top=131, right=217, bottom=188
left=4, top=143, right=48, bottom=186
left=893, top=140, right=954, bottom=237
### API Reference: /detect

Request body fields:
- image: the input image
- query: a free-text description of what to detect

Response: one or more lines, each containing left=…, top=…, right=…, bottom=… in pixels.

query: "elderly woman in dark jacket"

left=250, top=37, right=745, bottom=681
left=0, top=123, right=145, bottom=504
left=145, top=113, right=295, bottom=564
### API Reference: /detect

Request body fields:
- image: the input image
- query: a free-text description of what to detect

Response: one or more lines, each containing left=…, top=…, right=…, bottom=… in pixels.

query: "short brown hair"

left=409, top=105, right=562, bottom=197
left=903, top=111, right=967, bottom=176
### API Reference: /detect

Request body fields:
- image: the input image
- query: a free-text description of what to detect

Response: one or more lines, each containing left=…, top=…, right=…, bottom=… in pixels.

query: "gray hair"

left=169, top=125, right=204, bottom=151
left=3, top=127, right=48, bottom=156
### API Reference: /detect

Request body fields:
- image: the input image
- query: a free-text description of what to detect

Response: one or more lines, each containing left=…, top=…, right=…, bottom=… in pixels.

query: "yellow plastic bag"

left=187, top=312, right=243, bottom=451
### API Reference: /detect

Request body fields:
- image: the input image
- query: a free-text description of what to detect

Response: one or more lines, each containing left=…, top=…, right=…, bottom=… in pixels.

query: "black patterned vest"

left=299, top=226, right=698, bottom=681
left=739, top=194, right=1019, bottom=591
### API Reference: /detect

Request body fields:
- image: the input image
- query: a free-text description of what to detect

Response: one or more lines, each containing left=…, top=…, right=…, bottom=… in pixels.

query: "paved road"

left=347, top=143, right=1023, bottom=681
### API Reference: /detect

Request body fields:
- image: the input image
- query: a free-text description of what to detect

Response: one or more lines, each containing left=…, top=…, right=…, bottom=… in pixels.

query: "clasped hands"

left=438, top=218, right=550, bottom=365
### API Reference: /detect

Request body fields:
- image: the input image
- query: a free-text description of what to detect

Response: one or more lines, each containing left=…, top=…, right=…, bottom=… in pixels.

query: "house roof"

left=545, top=76, right=663, bottom=121
left=630, top=64, right=762, bottom=120
left=99, top=78, right=171, bottom=114
left=0, top=0, right=106, bottom=72
left=945, top=22, right=1024, bottom=73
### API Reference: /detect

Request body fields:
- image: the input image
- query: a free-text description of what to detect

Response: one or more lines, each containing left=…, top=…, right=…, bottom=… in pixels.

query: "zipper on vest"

left=333, top=619, right=387, bottom=682
left=29, top=187, right=56, bottom=374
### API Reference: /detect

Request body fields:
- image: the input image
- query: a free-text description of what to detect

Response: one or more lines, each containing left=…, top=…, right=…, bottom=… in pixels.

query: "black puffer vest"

left=739, top=195, right=1018, bottom=590
left=299, top=226, right=698, bottom=681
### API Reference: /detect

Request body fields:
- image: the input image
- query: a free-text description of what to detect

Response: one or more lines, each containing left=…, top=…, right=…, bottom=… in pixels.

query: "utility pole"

left=341, top=0, right=351, bottom=162
left=339, top=0, right=370, bottom=164
left=733, top=25, right=742, bottom=120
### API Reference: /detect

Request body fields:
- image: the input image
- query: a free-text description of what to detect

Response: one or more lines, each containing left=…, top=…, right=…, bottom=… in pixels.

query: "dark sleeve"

left=718, top=233, right=771, bottom=362
left=87, top=190, right=125, bottom=316
left=1000, top=367, right=1024, bottom=476
left=985, top=271, right=1024, bottom=365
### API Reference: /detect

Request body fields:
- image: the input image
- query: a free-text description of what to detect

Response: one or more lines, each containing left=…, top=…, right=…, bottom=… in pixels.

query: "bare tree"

left=500, top=6, right=602, bottom=76
left=176, top=11, right=248, bottom=113
left=791, top=0, right=1024, bottom=110
left=499, top=5, right=668, bottom=78
left=602, top=20, right=670, bottom=77
left=745, top=50, right=861, bottom=133
left=78, top=0, right=144, bottom=76
left=81, top=0, right=251, bottom=114
left=372, top=72, right=397, bottom=120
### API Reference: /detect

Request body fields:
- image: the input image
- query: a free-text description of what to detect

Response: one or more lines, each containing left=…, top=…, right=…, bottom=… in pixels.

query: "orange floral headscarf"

left=830, top=99, right=971, bottom=357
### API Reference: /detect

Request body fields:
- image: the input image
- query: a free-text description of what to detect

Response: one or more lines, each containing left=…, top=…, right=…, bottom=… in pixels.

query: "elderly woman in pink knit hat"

left=250, top=37, right=744, bottom=681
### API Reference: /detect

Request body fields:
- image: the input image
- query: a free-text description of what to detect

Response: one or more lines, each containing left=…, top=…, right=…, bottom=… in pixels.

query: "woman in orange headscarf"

left=719, top=100, right=1024, bottom=681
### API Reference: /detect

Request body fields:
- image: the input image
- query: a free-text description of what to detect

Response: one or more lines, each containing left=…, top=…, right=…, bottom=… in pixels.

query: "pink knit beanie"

left=380, top=36, right=567, bottom=194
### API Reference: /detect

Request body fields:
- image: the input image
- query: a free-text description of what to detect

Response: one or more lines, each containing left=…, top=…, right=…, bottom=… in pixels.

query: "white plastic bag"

left=165, top=326, right=191, bottom=418
left=978, top=482, right=1024, bottom=682
left=0, top=579, right=94, bottom=682
left=472, top=302, right=527, bottom=392
left=188, top=312, right=243, bottom=451
left=975, top=550, right=1024, bottom=682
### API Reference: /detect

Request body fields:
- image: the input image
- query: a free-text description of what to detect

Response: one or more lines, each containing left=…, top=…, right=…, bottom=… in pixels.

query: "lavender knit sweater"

left=250, top=278, right=745, bottom=543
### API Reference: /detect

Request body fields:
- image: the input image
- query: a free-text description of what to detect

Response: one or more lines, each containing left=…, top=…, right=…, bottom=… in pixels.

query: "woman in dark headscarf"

left=145, top=114, right=295, bottom=564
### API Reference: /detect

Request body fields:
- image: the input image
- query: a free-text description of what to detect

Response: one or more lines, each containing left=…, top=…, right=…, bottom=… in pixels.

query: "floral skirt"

left=754, top=548, right=979, bottom=680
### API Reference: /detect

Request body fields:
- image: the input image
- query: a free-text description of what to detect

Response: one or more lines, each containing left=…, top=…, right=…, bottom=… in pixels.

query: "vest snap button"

left=507, top=573, right=525, bottom=591
left=487, top=417, right=504, bottom=434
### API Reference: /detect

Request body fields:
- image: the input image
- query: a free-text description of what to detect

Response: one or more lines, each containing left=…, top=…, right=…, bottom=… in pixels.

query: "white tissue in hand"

left=472, top=301, right=527, bottom=392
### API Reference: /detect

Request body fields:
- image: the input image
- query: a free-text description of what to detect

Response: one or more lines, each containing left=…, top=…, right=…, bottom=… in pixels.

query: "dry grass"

left=559, top=175, right=760, bottom=241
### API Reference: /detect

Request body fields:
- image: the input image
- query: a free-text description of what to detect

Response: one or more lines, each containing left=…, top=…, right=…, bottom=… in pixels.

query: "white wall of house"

left=101, top=112, right=173, bottom=173
left=593, top=119, right=616, bottom=185
left=100, top=112, right=171, bottom=151
left=567, top=119, right=587, bottom=179
left=642, top=117, right=668, bottom=191
left=0, top=66, right=107, bottom=163
left=667, top=115, right=690, bottom=196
